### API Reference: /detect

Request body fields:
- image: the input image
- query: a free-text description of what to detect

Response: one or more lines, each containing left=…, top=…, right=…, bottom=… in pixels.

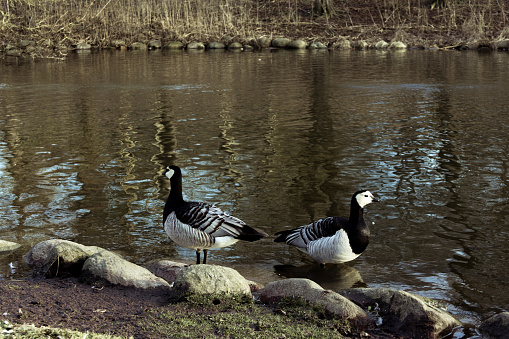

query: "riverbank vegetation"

left=1, top=0, right=508, bottom=53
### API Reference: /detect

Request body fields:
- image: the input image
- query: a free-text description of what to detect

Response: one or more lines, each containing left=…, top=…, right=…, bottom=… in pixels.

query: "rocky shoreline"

left=2, top=35, right=509, bottom=60
left=1, top=239, right=508, bottom=338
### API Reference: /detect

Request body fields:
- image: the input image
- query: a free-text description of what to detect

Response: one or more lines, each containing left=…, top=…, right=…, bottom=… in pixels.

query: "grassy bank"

left=1, top=0, right=508, bottom=55
left=0, top=295, right=365, bottom=339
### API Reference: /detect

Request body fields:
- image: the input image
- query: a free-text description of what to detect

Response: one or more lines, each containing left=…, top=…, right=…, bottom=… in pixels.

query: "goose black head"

left=164, top=165, right=181, bottom=180
left=354, top=190, right=380, bottom=208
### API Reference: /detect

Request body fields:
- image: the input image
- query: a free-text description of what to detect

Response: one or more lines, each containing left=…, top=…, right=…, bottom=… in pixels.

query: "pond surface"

left=1, top=48, right=508, bottom=331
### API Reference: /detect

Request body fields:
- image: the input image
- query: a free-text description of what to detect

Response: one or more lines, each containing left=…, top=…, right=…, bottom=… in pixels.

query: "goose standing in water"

left=163, top=165, right=267, bottom=264
left=274, top=190, right=379, bottom=266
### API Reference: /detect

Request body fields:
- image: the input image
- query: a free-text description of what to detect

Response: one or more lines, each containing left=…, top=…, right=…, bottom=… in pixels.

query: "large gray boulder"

left=260, top=278, right=374, bottom=330
left=24, top=239, right=106, bottom=276
left=287, top=40, right=307, bottom=49
left=172, top=264, right=252, bottom=301
left=0, top=240, right=21, bottom=253
left=24, top=239, right=170, bottom=290
left=82, top=251, right=170, bottom=290
left=479, top=312, right=509, bottom=338
left=271, top=38, right=291, bottom=48
left=340, top=288, right=461, bottom=338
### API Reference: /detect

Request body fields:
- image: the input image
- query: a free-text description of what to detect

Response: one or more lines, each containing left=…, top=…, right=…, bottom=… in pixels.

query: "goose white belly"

left=306, top=229, right=360, bottom=264
left=164, top=212, right=239, bottom=250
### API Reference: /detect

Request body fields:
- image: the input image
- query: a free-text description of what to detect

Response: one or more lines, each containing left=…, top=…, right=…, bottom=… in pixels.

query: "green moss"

left=142, top=300, right=350, bottom=338
left=0, top=321, right=125, bottom=339
left=181, top=292, right=254, bottom=307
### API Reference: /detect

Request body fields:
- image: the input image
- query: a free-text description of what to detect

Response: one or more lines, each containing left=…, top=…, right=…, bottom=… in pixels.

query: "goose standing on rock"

left=274, top=190, right=379, bottom=266
left=163, top=165, right=268, bottom=264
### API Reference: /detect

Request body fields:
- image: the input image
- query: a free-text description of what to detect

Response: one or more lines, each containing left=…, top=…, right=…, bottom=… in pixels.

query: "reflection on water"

left=274, top=264, right=366, bottom=290
left=0, top=49, right=508, bottom=326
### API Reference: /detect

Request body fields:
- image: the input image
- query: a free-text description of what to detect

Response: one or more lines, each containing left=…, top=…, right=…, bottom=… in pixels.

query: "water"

left=1, top=49, right=508, bottom=330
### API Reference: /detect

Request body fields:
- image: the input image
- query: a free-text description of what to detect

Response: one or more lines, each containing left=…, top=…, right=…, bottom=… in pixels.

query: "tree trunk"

left=313, top=0, right=337, bottom=17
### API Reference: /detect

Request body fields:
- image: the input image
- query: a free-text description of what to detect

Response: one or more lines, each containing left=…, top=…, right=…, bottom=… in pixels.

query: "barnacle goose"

left=274, top=190, right=379, bottom=266
left=163, top=165, right=267, bottom=264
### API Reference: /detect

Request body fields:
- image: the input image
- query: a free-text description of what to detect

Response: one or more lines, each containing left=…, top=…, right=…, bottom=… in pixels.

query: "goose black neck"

left=349, top=197, right=365, bottom=226
left=347, top=195, right=370, bottom=254
left=163, top=172, right=184, bottom=221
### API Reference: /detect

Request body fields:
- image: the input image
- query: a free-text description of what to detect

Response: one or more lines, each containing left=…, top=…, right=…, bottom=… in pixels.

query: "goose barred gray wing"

left=174, top=201, right=251, bottom=239
left=274, top=217, right=346, bottom=249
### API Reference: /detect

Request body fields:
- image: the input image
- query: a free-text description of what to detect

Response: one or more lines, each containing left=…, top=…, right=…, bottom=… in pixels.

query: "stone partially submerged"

left=479, top=312, right=509, bottom=338
left=24, top=239, right=169, bottom=290
left=339, top=288, right=461, bottom=338
left=0, top=240, right=21, bottom=253
left=24, top=239, right=106, bottom=276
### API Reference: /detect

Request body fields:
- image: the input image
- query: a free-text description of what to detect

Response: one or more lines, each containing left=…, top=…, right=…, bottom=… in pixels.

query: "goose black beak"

left=373, top=197, right=380, bottom=203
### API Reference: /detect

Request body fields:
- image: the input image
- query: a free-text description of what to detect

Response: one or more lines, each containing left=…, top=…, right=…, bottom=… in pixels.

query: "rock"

left=479, top=312, right=509, bottom=338
left=257, top=37, right=272, bottom=48
left=375, top=40, right=389, bottom=49
left=75, top=42, right=91, bottom=50
left=186, top=42, right=205, bottom=50
left=309, top=41, right=328, bottom=49
left=493, top=39, right=509, bottom=50
left=351, top=40, right=368, bottom=50
left=18, top=40, right=34, bottom=48
left=163, top=41, right=184, bottom=50
left=172, top=265, right=252, bottom=301
left=0, top=240, right=21, bottom=253
left=271, top=38, right=291, bottom=48
left=145, top=259, right=188, bottom=283
left=111, top=39, right=126, bottom=48
left=339, top=288, right=461, bottom=338
left=208, top=42, right=225, bottom=49
left=148, top=40, right=162, bottom=49
left=24, top=239, right=106, bottom=276
left=82, top=251, right=170, bottom=290
left=332, top=39, right=352, bottom=50
left=5, top=48, right=22, bottom=57
left=389, top=41, right=407, bottom=49
left=260, top=278, right=374, bottom=330
left=129, top=42, right=147, bottom=50
left=287, top=40, right=307, bottom=49
left=227, top=42, right=243, bottom=49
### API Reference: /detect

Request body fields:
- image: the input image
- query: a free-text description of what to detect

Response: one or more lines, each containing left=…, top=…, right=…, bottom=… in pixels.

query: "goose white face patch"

left=356, top=191, right=376, bottom=208
left=165, top=167, right=175, bottom=180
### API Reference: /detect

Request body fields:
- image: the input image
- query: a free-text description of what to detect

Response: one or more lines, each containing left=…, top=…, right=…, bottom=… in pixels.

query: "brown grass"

left=0, top=0, right=508, bottom=48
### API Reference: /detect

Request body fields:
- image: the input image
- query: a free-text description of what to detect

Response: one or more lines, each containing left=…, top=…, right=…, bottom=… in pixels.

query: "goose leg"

left=196, top=250, right=201, bottom=264
left=203, top=249, right=208, bottom=264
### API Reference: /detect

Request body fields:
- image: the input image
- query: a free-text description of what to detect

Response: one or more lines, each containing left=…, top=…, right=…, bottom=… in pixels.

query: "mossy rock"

left=271, top=38, right=291, bottom=48
left=172, top=265, right=252, bottom=303
left=129, top=42, right=147, bottom=50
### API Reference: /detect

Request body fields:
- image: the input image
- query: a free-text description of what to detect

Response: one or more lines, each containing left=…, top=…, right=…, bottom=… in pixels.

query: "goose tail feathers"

left=236, top=226, right=269, bottom=242
left=273, top=229, right=294, bottom=243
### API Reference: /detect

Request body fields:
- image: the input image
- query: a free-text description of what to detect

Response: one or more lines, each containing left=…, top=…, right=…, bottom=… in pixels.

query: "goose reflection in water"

left=274, top=263, right=366, bottom=290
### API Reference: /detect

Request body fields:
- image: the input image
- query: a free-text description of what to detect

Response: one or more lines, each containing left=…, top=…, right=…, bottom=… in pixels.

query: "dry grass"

left=0, top=0, right=508, bottom=48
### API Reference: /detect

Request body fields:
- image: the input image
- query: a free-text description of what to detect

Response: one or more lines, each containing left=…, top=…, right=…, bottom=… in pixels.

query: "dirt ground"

left=0, top=277, right=171, bottom=338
